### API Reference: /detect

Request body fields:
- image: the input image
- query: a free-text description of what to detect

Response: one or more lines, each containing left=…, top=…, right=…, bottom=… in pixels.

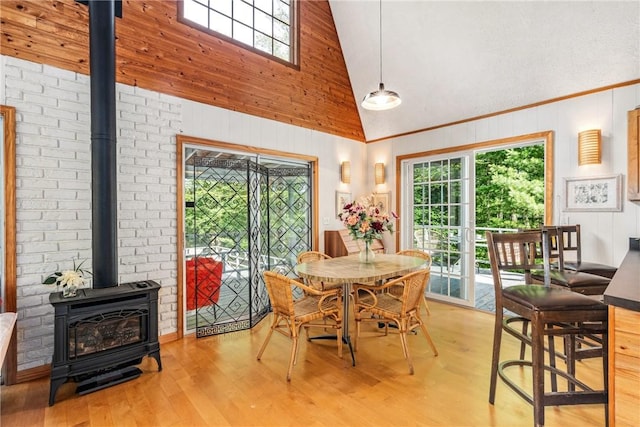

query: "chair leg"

left=489, top=313, right=503, bottom=404
left=531, top=316, right=545, bottom=427
left=423, top=296, right=431, bottom=315
left=256, top=314, right=279, bottom=360
left=398, top=324, right=414, bottom=375
left=418, top=321, right=438, bottom=356
left=336, top=319, right=343, bottom=358
left=520, top=320, right=529, bottom=360
left=547, top=334, right=558, bottom=392
left=287, top=335, right=299, bottom=381
left=397, top=320, right=409, bottom=358
left=292, top=324, right=304, bottom=366
left=564, top=334, right=577, bottom=392
left=354, top=315, right=361, bottom=352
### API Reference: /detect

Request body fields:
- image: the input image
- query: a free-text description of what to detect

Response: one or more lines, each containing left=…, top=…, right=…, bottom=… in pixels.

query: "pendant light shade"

left=362, top=83, right=402, bottom=111
left=362, top=0, right=401, bottom=111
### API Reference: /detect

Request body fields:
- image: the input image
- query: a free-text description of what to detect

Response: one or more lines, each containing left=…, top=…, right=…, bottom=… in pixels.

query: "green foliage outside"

left=411, top=145, right=545, bottom=267
left=185, top=177, right=250, bottom=251
left=475, top=145, right=545, bottom=230
left=185, top=166, right=311, bottom=274
left=475, top=145, right=545, bottom=261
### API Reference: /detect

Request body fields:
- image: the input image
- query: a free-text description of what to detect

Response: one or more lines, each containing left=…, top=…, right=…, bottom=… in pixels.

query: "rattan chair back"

left=296, top=251, right=341, bottom=291
left=396, top=249, right=432, bottom=314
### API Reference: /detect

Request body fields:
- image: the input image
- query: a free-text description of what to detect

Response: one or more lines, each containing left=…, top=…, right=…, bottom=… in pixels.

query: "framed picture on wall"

left=563, top=174, right=622, bottom=212
left=372, top=192, right=391, bottom=214
left=336, top=191, right=352, bottom=217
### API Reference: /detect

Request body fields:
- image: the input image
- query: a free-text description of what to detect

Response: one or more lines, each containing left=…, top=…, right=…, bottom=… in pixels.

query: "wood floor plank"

left=1, top=301, right=609, bottom=426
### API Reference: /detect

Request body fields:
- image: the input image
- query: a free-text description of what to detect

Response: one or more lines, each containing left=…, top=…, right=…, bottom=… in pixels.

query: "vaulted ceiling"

left=1, top=1, right=638, bottom=143
left=329, top=1, right=640, bottom=141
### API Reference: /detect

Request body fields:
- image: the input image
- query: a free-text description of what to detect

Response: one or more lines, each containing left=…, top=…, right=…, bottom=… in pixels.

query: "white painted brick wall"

left=117, top=84, right=180, bottom=334
left=2, top=56, right=181, bottom=370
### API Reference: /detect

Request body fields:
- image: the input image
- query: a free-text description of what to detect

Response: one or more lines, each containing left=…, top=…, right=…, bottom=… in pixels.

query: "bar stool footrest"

left=497, top=359, right=606, bottom=408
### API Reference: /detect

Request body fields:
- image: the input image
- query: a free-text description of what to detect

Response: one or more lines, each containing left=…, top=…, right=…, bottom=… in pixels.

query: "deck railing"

left=414, top=225, right=518, bottom=270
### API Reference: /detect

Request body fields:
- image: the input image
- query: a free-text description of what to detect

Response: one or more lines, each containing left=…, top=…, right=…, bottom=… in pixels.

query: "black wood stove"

left=46, top=0, right=163, bottom=407
left=48, top=281, right=162, bottom=406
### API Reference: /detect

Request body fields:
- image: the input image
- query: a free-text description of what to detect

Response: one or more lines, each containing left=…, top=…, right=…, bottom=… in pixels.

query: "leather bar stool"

left=555, top=224, right=618, bottom=279
left=486, top=229, right=608, bottom=427
left=531, top=226, right=611, bottom=296
left=541, top=226, right=609, bottom=362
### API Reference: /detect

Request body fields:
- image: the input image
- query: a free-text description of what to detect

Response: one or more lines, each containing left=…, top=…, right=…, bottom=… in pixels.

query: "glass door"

left=402, top=153, right=475, bottom=307
left=401, top=139, right=548, bottom=311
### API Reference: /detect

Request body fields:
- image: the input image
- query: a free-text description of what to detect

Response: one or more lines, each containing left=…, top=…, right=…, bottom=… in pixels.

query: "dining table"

left=294, top=253, right=429, bottom=365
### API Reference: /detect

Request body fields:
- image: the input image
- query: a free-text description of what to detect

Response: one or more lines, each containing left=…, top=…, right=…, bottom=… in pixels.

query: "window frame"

left=178, top=0, right=300, bottom=69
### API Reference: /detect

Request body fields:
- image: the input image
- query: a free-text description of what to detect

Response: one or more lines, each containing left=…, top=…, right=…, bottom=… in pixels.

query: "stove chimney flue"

left=88, top=0, right=118, bottom=288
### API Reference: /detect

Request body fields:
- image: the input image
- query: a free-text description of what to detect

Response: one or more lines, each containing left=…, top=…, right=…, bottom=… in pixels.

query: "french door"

left=402, top=153, right=475, bottom=307
left=400, top=136, right=550, bottom=310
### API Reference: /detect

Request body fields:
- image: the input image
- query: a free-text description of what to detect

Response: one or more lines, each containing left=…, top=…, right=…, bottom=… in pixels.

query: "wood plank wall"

left=0, top=0, right=365, bottom=141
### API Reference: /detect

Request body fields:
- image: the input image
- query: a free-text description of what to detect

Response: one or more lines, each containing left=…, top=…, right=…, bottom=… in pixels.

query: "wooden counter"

left=604, top=249, right=640, bottom=311
left=603, top=247, right=640, bottom=427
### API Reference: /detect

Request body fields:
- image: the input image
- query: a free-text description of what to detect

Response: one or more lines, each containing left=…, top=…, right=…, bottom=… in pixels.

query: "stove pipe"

left=88, top=0, right=118, bottom=288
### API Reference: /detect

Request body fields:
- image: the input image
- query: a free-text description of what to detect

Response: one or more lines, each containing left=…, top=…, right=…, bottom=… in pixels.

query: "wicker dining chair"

left=296, top=251, right=342, bottom=291
left=486, top=229, right=608, bottom=427
left=352, top=268, right=438, bottom=374
left=396, top=249, right=432, bottom=315
left=257, top=271, right=343, bottom=381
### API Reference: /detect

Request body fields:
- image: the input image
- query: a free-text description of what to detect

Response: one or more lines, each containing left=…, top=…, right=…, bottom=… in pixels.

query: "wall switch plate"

left=322, top=217, right=329, bottom=225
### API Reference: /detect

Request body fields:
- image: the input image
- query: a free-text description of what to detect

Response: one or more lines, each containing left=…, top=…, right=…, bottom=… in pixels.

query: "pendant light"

left=362, top=0, right=401, bottom=111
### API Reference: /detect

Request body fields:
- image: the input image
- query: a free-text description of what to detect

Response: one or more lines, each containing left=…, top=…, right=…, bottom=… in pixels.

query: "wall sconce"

left=341, top=161, right=351, bottom=184
left=374, top=162, right=385, bottom=185
left=578, top=129, right=601, bottom=165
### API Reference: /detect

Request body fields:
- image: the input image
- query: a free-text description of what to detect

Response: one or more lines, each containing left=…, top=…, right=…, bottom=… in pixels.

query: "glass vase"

left=359, top=241, right=375, bottom=264
left=62, top=284, right=78, bottom=298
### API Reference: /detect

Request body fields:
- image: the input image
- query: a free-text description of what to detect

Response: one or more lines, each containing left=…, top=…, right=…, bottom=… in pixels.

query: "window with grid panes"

left=180, top=0, right=296, bottom=65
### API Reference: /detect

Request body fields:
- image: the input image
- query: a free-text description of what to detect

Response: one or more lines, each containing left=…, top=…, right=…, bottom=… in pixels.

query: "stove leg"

left=149, top=350, right=162, bottom=371
left=49, top=376, right=67, bottom=406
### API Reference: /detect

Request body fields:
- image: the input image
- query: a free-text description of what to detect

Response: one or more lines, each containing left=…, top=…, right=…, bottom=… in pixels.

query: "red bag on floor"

left=186, top=257, right=222, bottom=311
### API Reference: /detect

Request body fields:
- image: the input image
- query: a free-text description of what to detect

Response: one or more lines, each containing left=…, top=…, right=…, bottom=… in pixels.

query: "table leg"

left=307, top=282, right=356, bottom=365
left=342, top=282, right=356, bottom=366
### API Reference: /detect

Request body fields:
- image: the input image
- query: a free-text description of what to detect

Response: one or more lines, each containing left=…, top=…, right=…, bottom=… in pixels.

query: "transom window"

left=180, top=0, right=297, bottom=65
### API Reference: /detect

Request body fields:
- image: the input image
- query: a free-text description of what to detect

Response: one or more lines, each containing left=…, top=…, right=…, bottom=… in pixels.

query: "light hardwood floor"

left=0, top=301, right=607, bottom=426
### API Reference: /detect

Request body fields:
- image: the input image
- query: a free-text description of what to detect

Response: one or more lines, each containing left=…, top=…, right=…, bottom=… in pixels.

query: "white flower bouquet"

left=43, top=259, right=91, bottom=297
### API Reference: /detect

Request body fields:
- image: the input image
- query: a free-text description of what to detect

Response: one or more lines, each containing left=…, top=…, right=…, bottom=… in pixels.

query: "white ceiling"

left=329, top=0, right=640, bottom=141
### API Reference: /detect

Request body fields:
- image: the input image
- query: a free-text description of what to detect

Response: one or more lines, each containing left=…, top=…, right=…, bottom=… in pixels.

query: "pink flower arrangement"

left=338, top=195, right=397, bottom=243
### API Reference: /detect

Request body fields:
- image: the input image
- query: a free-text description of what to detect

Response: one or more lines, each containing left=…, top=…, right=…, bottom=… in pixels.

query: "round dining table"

left=294, top=253, right=429, bottom=365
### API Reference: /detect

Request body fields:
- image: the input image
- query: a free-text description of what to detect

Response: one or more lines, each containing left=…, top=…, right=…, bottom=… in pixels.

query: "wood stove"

left=44, top=0, right=162, bottom=407
left=48, top=280, right=161, bottom=406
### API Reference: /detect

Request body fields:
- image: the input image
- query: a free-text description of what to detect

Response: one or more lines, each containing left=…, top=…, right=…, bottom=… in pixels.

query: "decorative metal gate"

left=185, top=150, right=312, bottom=337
